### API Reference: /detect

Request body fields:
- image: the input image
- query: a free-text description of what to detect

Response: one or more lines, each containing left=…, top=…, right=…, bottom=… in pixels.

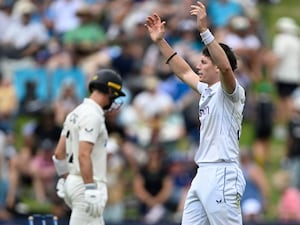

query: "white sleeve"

left=197, top=82, right=208, bottom=95
left=223, top=80, right=245, bottom=103
left=79, top=115, right=103, bottom=144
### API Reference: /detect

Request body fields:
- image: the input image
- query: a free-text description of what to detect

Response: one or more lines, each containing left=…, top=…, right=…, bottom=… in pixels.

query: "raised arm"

left=145, top=14, right=200, bottom=92
left=190, top=1, right=237, bottom=94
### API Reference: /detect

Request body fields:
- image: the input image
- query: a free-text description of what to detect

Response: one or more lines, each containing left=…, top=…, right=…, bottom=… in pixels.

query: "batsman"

left=52, top=69, right=125, bottom=225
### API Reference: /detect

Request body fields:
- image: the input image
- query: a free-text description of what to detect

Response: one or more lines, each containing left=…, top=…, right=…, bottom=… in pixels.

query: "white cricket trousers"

left=181, top=162, right=246, bottom=225
left=64, top=174, right=107, bottom=225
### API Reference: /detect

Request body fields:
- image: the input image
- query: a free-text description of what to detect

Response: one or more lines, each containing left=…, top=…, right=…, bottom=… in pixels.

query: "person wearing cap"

left=272, top=17, right=300, bottom=127
left=52, top=69, right=125, bottom=225
left=62, top=4, right=107, bottom=57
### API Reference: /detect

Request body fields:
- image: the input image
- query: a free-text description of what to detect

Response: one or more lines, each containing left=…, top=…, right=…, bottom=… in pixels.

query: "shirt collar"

left=206, top=82, right=219, bottom=95
left=83, top=98, right=104, bottom=116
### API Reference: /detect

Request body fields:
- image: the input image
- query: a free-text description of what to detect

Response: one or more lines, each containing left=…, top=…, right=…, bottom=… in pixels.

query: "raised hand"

left=190, top=1, right=208, bottom=33
left=145, top=13, right=166, bottom=43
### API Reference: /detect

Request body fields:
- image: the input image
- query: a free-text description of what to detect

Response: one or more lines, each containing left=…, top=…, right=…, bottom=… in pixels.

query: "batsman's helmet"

left=88, top=69, right=125, bottom=98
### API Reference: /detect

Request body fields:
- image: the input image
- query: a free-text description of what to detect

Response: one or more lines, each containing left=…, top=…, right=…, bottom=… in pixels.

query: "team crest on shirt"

left=199, top=105, right=209, bottom=118
left=84, top=128, right=94, bottom=133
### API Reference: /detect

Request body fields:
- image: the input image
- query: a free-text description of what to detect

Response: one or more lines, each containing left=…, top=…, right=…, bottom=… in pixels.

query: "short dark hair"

left=202, top=43, right=237, bottom=71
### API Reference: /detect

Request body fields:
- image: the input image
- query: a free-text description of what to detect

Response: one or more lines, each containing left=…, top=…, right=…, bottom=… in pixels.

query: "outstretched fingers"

left=153, top=13, right=161, bottom=23
left=146, top=14, right=161, bottom=26
left=190, top=1, right=206, bottom=16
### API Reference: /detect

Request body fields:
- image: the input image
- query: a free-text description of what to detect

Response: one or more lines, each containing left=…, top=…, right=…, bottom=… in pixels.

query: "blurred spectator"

left=19, top=80, right=45, bottom=116
left=252, top=81, right=275, bottom=167
left=13, top=121, right=37, bottom=201
left=0, top=72, right=18, bottom=133
left=32, top=107, right=62, bottom=150
left=0, top=0, right=49, bottom=60
left=46, top=44, right=74, bottom=72
left=62, top=4, right=107, bottom=59
left=0, top=131, right=18, bottom=220
left=0, top=0, right=17, bottom=42
left=47, top=0, right=84, bottom=37
left=207, top=0, right=244, bottom=37
left=173, top=19, right=204, bottom=62
left=240, top=149, right=270, bottom=223
left=131, top=76, right=179, bottom=146
left=104, top=135, right=126, bottom=223
left=133, top=145, right=173, bottom=224
left=273, top=17, right=300, bottom=137
left=272, top=17, right=300, bottom=127
left=30, top=138, right=56, bottom=203
left=272, top=170, right=300, bottom=223
left=283, top=92, right=300, bottom=189
left=105, top=0, right=133, bottom=41
left=167, top=153, right=194, bottom=223
left=142, top=43, right=174, bottom=80
left=234, top=58, right=254, bottom=121
left=29, top=0, right=54, bottom=35
left=52, top=79, right=81, bottom=126
left=150, top=0, right=179, bottom=23
left=223, top=15, right=263, bottom=82
left=111, top=37, right=144, bottom=79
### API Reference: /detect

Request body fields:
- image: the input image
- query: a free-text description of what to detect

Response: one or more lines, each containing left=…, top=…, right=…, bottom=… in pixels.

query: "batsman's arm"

left=53, top=135, right=69, bottom=178
left=79, top=141, right=94, bottom=184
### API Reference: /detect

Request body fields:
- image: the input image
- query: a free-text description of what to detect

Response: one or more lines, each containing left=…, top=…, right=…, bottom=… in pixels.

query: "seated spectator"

left=50, top=66, right=87, bottom=101
left=0, top=72, right=18, bottom=133
left=33, top=107, right=62, bottom=144
left=47, top=0, right=84, bottom=37
left=0, top=0, right=49, bottom=60
left=131, top=76, right=178, bottom=146
left=30, top=138, right=56, bottom=203
left=0, top=0, right=17, bottom=43
left=62, top=4, right=107, bottom=58
left=52, top=78, right=81, bottom=126
left=133, top=145, right=173, bottom=224
left=240, top=149, right=270, bottom=223
left=18, top=80, right=45, bottom=116
left=0, top=131, right=18, bottom=220
left=14, top=121, right=38, bottom=194
left=104, top=135, right=126, bottom=223
left=272, top=170, right=300, bottom=223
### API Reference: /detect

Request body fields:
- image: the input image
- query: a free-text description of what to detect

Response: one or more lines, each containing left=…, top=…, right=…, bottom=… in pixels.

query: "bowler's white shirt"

left=194, top=81, right=245, bottom=164
left=62, top=98, right=108, bottom=182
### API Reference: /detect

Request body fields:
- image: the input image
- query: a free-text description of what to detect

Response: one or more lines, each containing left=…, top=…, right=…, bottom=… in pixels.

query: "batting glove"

left=84, top=183, right=104, bottom=217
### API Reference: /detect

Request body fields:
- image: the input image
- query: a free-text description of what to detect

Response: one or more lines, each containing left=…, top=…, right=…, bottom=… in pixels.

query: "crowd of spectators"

left=0, top=0, right=300, bottom=224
